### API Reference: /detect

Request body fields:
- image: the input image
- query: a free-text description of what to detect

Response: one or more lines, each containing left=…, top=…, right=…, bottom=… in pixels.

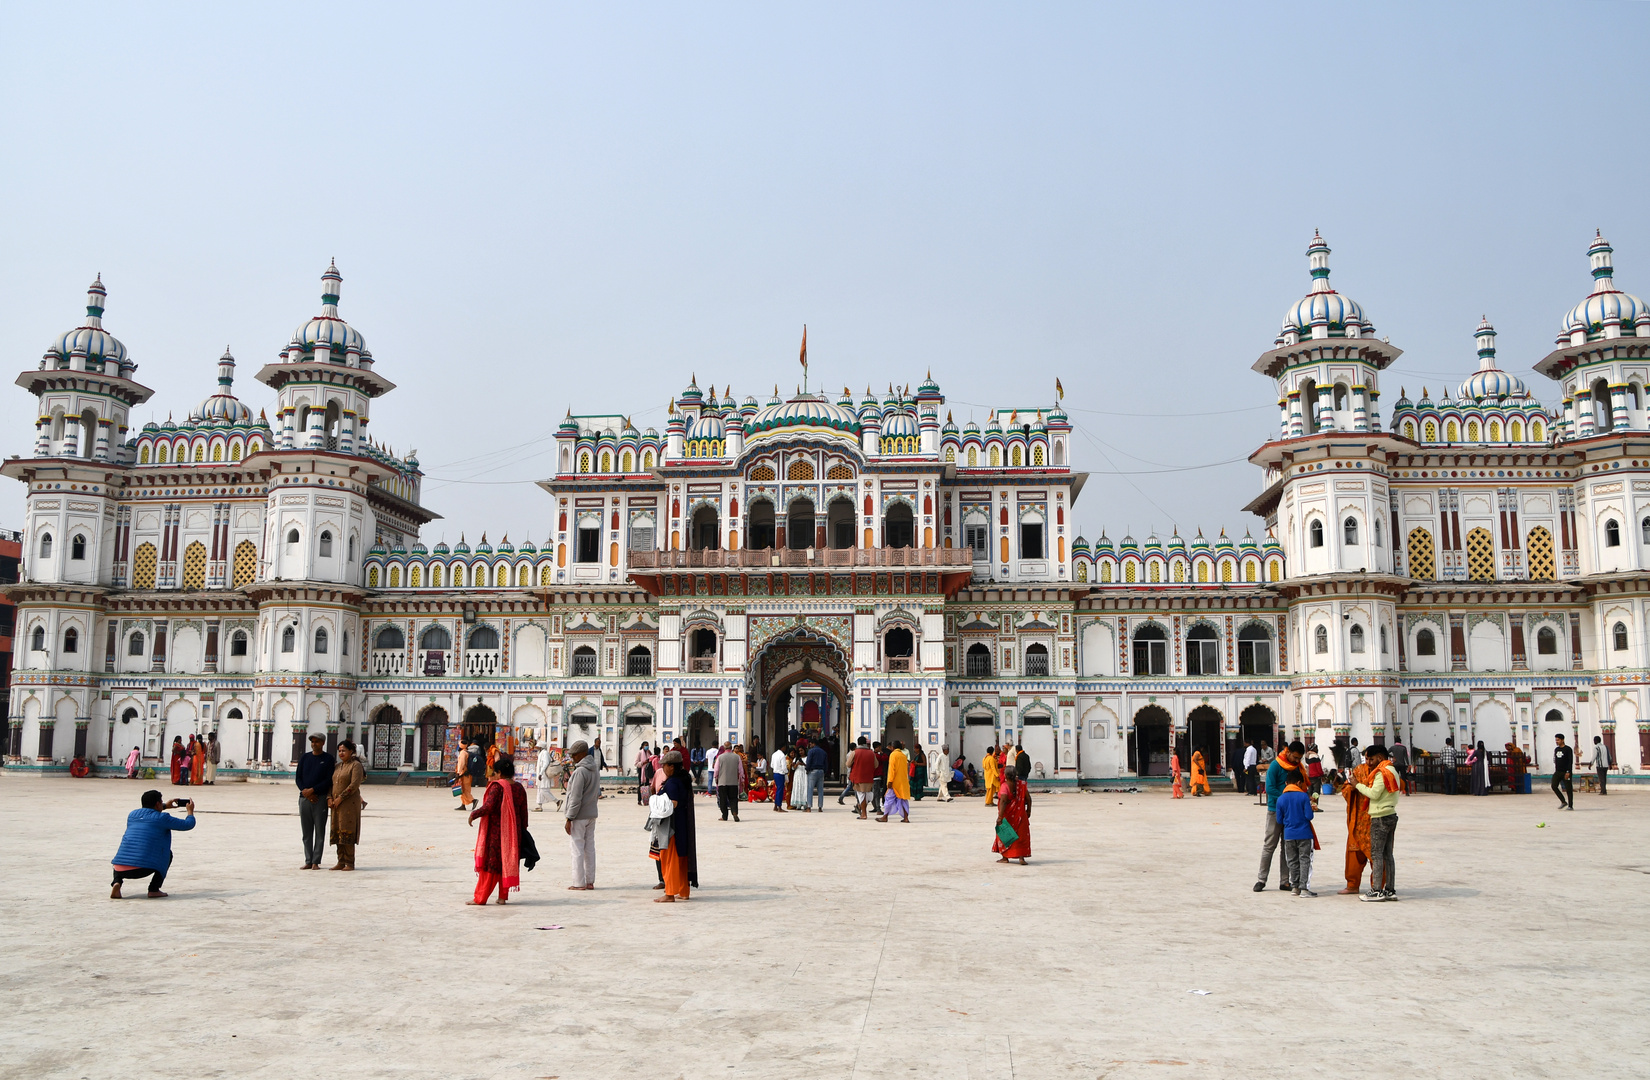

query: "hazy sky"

left=3, top=3, right=1647, bottom=545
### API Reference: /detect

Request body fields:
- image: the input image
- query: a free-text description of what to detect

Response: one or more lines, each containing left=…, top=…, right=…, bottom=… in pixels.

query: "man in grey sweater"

left=714, top=741, right=742, bottom=822
left=563, top=741, right=599, bottom=890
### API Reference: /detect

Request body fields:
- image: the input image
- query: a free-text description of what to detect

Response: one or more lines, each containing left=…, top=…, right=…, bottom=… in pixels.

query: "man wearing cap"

left=295, top=733, right=334, bottom=870
left=564, top=740, right=599, bottom=890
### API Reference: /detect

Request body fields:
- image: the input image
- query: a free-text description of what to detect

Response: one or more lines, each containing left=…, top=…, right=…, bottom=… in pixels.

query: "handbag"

left=994, top=819, right=1019, bottom=846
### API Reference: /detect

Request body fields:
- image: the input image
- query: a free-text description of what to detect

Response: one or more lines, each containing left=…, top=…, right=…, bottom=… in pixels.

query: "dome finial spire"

left=1306, top=230, right=1332, bottom=292
left=1589, top=230, right=1616, bottom=289
left=320, top=259, right=342, bottom=316
left=85, top=274, right=107, bottom=327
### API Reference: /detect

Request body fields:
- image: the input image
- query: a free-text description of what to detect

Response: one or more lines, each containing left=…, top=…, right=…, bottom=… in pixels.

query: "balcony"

left=417, top=650, right=447, bottom=677
left=689, top=657, right=715, bottom=673
left=371, top=650, right=406, bottom=676
left=887, top=657, right=912, bottom=673
left=629, top=546, right=973, bottom=570
left=465, top=650, right=501, bottom=677
left=1025, top=653, right=1049, bottom=677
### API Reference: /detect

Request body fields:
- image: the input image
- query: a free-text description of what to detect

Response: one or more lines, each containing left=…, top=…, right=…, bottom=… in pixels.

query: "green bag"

left=995, top=819, right=1019, bottom=847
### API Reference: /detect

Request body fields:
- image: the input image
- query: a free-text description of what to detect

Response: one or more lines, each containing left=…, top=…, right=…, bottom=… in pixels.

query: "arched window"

left=286, top=528, right=300, bottom=547
left=1349, top=624, right=1365, bottom=653
left=1186, top=624, right=1218, bottom=675
left=70, top=534, right=86, bottom=560
left=419, top=626, right=452, bottom=652
left=883, top=503, right=914, bottom=549
left=318, top=531, right=333, bottom=558
left=281, top=625, right=296, bottom=653
left=690, top=504, right=720, bottom=551
left=1332, top=383, right=1349, bottom=411
left=748, top=500, right=776, bottom=550
left=128, top=632, right=146, bottom=656
left=1536, top=626, right=1557, bottom=655
left=1379, top=625, right=1388, bottom=653
left=1606, top=519, right=1621, bottom=547
left=787, top=498, right=815, bottom=551
left=1024, top=642, right=1049, bottom=676
left=347, top=535, right=357, bottom=562
left=1416, top=628, right=1436, bottom=656
left=374, top=626, right=405, bottom=651
left=1373, top=518, right=1383, bottom=548
left=341, top=632, right=350, bottom=657
left=1612, top=622, right=1628, bottom=652
left=626, top=645, right=652, bottom=676
left=63, top=627, right=78, bottom=653
left=1343, top=517, right=1358, bottom=545
left=884, top=626, right=914, bottom=666
left=1314, top=625, right=1329, bottom=654
left=314, top=627, right=329, bottom=654
left=1421, top=710, right=1440, bottom=724
left=1642, top=517, right=1650, bottom=545
left=1237, top=623, right=1271, bottom=674
left=572, top=645, right=597, bottom=676
left=1132, top=624, right=1167, bottom=676
left=967, top=447, right=977, bottom=466
left=38, top=532, right=52, bottom=559
left=30, top=625, right=45, bottom=651
left=1309, top=520, right=1324, bottom=548
left=468, top=626, right=499, bottom=650
left=965, top=642, right=992, bottom=677
left=231, top=630, right=248, bottom=656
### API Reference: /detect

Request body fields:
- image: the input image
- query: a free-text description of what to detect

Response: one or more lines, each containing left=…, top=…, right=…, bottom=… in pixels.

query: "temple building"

left=5, top=233, right=1647, bottom=783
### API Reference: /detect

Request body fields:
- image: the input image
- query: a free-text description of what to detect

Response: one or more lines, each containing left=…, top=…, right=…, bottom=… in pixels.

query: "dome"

left=190, top=348, right=254, bottom=425
left=1459, top=318, right=1528, bottom=400
left=882, top=410, right=919, bottom=439
left=1277, top=232, right=1374, bottom=344
left=917, top=371, right=942, bottom=397
left=432, top=541, right=451, bottom=555
left=1560, top=233, right=1648, bottom=341
left=286, top=261, right=369, bottom=362
left=45, top=276, right=132, bottom=374
left=688, top=412, right=725, bottom=440
left=742, top=394, right=862, bottom=446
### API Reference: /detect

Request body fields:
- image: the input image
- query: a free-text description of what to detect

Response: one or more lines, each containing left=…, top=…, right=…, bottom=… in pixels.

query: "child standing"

left=1276, top=778, right=1317, bottom=897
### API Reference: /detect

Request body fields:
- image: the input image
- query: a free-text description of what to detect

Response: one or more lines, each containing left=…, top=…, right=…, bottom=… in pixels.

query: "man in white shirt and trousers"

left=535, top=742, right=559, bottom=811
left=928, top=743, right=953, bottom=801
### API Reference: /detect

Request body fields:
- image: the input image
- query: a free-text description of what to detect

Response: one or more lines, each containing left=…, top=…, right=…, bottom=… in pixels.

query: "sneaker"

left=1359, top=891, right=1386, bottom=902
left=1252, top=882, right=1265, bottom=892
left=1300, top=888, right=1318, bottom=898
left=1292, top=888, right=1302, bottom=897
left=1279, top=882, right=1292, bottom=891
left=1382, top=891, right=1397, bottom=901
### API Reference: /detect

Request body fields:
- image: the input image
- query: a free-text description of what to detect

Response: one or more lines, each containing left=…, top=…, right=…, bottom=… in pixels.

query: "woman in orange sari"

left=1170, top=747, right=1184, bottom=798
left=1189, top=750, right=1211, bottom=797
left=189, top=736, right=206, bottom=786
left=993, top=758, right=1032, bottom=864
left=467, top=756, right=527, bottom=905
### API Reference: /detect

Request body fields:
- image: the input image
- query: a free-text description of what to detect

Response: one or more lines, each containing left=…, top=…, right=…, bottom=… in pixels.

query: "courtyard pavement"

left=2, top=771, right=1646, bottom=1079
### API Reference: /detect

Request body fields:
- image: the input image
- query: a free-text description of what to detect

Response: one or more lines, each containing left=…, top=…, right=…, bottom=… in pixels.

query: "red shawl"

left=474, top=779, right=522, bottom=893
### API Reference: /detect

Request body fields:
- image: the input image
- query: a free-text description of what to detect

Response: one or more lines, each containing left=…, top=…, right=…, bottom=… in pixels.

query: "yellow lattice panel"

left=1467, top=527, right=1494, bottom=581
left=232, top=541, right=257, bottom=587
left=182, top=542, right=206, bottom=590
left=787, top=459, right=815, bottom=480
left=748, top=464, right=775, bottom=482
left=131, top=542, right=157, bottom=590
left=826, top=463, right=853, bottom=480
left=1527, top=526, right=1555, bottom=581
left=1406, top=528, right=1435, bottom=580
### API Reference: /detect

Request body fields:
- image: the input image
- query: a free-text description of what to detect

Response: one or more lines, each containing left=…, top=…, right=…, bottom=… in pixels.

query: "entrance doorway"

left=621, top=714, right=657, bottom=775
left=371, top=706, right=403, bottom=770
left=1237, top=703, right=1277, bottom=762
left=1130, top=705, right=1172, bottom=776
left=1188, top=705, right=1224, bottom=777
left=462, top=704, right=497, bottom=759
left=882, top=708, right=915, bottom=752
left=419, top=707, right=449, bottom=772
left=962, top=713, right=995, bottom=776
left=685, top=709, right=717, bottom=756
left=1019, top=714, right=1055, bottom=780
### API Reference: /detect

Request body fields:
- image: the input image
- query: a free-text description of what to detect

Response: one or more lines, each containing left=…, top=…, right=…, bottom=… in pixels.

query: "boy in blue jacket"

left=1275, top=778, right=1317, bottom=897
left=110, top=790, right=196, bottom=898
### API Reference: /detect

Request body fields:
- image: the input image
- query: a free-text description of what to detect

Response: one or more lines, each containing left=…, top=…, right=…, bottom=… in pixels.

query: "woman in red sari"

left=993, top=758, right=1032, bottom=864
left=467, top=756, right=528, bottom=905
left=168, top=737, right=187, bottom=785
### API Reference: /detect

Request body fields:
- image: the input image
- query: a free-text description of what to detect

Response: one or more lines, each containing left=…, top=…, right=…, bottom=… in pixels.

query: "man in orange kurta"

left=1339, top=757, right=1373, bottom=895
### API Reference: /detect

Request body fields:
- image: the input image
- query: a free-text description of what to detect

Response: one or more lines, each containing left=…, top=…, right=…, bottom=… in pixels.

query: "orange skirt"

left=661, top=837, right=690, bottom=899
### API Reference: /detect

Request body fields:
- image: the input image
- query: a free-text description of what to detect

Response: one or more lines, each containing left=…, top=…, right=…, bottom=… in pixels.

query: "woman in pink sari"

left=467, top=756, right=527, bottom=905
left=1170, top=747, right=1184, bottom=798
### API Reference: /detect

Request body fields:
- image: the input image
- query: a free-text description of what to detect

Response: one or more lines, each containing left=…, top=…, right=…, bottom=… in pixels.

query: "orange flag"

left=799, top=325, right=808, bottom=371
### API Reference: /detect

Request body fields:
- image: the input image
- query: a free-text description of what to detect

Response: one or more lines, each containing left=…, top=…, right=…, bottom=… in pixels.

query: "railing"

left=1025, top=653, right=1049, bottom=677
left=689, top=657, right=715, bottom=673
left=571, top=653, right=597, bottom=677
left=965, top=657, right=992, bottom=678
left=370, top=650, right=405, bottom=675
left=887, top=657, right=912, bottom=672
left=629, top=546, right=973, bottom=570
left=465, top=650, right=500, bottom=677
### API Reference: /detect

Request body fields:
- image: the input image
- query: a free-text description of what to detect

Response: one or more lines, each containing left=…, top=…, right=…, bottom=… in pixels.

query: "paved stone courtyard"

left=3, top=772, right=1646, bottom=1080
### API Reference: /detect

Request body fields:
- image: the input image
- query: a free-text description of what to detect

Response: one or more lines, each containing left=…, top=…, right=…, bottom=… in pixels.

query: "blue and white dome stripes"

left=744, top=395, right=862, bottom=444
left=1561, top=234, right=1647, bottom=340
left=1275, top=231, right=1375, bottom=344
left=45, top=276, right=133, bottom=373
left=283, top=261, right=371, bottom=362
left=688, top=413, right=725, bottom=440
left=881, top=410, right=919, bottom=438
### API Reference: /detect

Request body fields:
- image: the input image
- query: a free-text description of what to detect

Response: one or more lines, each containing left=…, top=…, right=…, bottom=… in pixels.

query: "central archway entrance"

left=751, top=624, right=852, bottom=775
left=1130, top=705, right=1172, bottom=776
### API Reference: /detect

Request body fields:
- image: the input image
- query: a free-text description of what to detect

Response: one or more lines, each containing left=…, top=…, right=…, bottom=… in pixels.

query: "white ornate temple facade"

left=5, top=233, right=1649, bottom=782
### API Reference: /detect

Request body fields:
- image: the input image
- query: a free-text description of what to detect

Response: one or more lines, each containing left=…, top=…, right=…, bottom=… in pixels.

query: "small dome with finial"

left=1277, top=231, right=1374, bottom=345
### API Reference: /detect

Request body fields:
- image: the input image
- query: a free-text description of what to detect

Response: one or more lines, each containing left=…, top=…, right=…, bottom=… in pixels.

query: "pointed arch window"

left=30, top=625, right=45, bottom=651
left=1613, top=622, right=1629, bottom=652
left=1415, top=628, right=1436, bottom=656
left=62, top=627, right=78, bottom=653
left=1309, top=519, right=1324, bottom=548
left=1606, top=519, right=1621, bottom=547
left=1314, top=625, right=1329, bottom=654
left=281, top=625, right=296, bottom=653
left=1343, top=517, right=1358, bottom=545
left=38, top=532, right=52, bottom=559
left=1349, top=624, right=1365, bottom=653
left=1536, top=626, right=1557, bottom=655
left=314, top=627, right=329, bottom=654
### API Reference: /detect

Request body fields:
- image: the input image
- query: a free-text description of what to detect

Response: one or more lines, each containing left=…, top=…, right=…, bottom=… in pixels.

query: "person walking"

left=296, top=734, right=335, bottom=870
left=847, top=736, right=878, bottom=819
left=468, top=755, right=528, bottom=905
left=1591, top=735, right=1611, bottom=795
left=124, top=745, right=142, bottom=779
left=1305, top=744, right=1324, bottom=795
left=714, top=741, right=742, bottom=822
left=1276, top=773, right=1316, bottom=897
left=534, top=742, right=557, bottom=812
left=110, top=790, right=196, bottom=899
left=1389, top=734, right=1410, bottom=795
left=1170, top=746, right=1184, bottom=799
left=169, top=736, right=187, bottom=785
left=805, top=739, right=827, bottom=812
left=634, top=741, right=652, bottom=805
left=928, top=744, right=953, bottom=802
left=878, top=741, right=911, bottom=823
left=1253, top=740, right=1306, bottom=892
left=1242, top=738, right=1259, bottom=797
left=1551, top=733, right=1575, bottom=810
left=992, top=756, right=1031, bottom=864
left=704, top=742, right=721, bottom=796
left=651, top=750, right=696, bottom=902
left=1339, top=748, right=1374, bottom=896
left=1189, top=749, right=1211, bottom=797
left=1356, top=745, right=1400, bottom=901
left=983, top=745, right=1000, bottom=806
left=770, top=744, right=789, bottom=812
left=563, top=739, right=598, bottom=890
left=871, top=742, right=889, bottom=811
left=327, top=740, right=365, bottom=871
left=189, top=735, right=206, bottom=786
left=1469, top=740, right=1490, bottom=796
left=1441, top=737, right=1459, bottom=795
left=204, top=732, right=220, bottom=785
left=455, top=743, right=476, bottom=811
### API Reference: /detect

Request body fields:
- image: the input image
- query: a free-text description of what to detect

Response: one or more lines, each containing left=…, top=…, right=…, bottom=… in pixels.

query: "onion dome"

left=1560, top=232, right=1648, bottom=342
left=837, top=387, right=855, bottom=408
left=917, top=371, right=942, bottom=397
left=1459, top=318, right=1527, bottom=400
left=368, top=541, right=388, bottom=556
left=1262, top=532, right=1283, bottom=554
left=1190, top=529, right=1211, bottom=553
left=161, top=415, right=178, bottom=431
left=881, top=385, right=900, bottom=410
left=621, top=417, right=638, bottom=437
left=475, top=534, right=493, bottom=555
left=941, top=410, right=957, bottom=435
left=742, top=395, right=759, bottom=418
left=1072, top=535, right=1090, bottom=555
left=190, top=347, right=254, bottom=424
left=743, top=393, right=862, bottom=447
left=688, top=411, right=725, bottom=440
left=390, top=539, right=408, bottom=555
left=1277, top=231, right=1374, bottom=344
left=644, top=426, right=659, bottom=438
left=411, top=541, right=428, bottom=555
left=497, top=536, right=515, bottom=554
left=432, top=541, right=451, bottom=555
left=984, top=413, right=1002, bottom=433
left=858, top=386, right=878, bottom=411
left=1166, top=530, right=1187, bottom=553
left=518, top=538, right=538, bottom=554
left=1142, top=532, right=1163, bottom=554
left=1239, top=531, right=1259, bottom=553
left=882, top=410, right=919, bottom=440
left=1029, top=410, right=1047, bottom=432
left=678, top=375, right=704, bottom=404
left=963, top=417, right=980, bottom=435
left=45, top=275, right=133, bottom=376
left=284, top=261, right=370, bottom=364
left=1213, top=529, right=1236, bottom=552
left=1117, top=533, right=1138, bottom=555
left=1047, top=405, right=1068, bottom=424
left=453, top=535, right=471, bottom=554
left=1093, top=531, right=1114, bottom=553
